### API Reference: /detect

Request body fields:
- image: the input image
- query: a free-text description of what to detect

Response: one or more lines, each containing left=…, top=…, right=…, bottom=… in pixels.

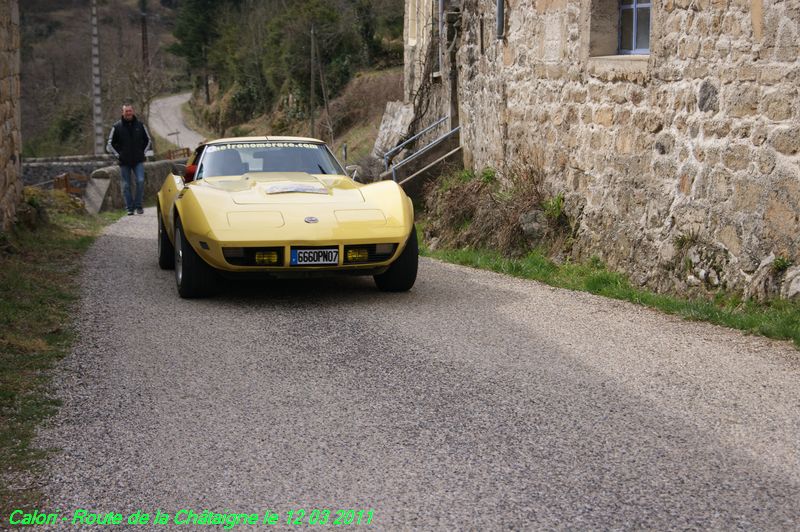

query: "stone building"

left=0, top=0, right=21, bottom=231
left=398, top=0, right=800, bottom=295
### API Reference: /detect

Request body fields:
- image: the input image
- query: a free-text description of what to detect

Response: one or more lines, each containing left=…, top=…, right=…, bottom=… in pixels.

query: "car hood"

left=200, top=172, right=365, bottom=205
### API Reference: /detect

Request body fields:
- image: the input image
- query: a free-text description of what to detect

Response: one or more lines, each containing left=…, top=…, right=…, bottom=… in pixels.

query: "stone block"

left=590, top=129, right=607, bottom=150
left=709, top=167, right=734, bottom=199
left=608, top=84, right=627, bottom=104
left=756, top=148, right=777, bottom=174
left=615, top=108, right=631, bottom=126
left=654, top=132, right=675, bottom=155
left=730, top=123, right=751, bottom=139
left=717, top=225, right=742, bottom=256
left=726, top=84, right=760, bottom=116
left=774, top=26, right=799, bottom=62
left=780, top=266, right=800, bottom=301
left=567, top=87, right=587, bottom=103
left=733, top=179, right=763, bottom=211
left=697, top=79, right=719, bottom=112
left=769, top=126, right=800, bottom=155
left=703, top=118, right=730, bottom=137
left=751, top=124, right=768, bottom=146
left=722, top=143, right=751, bottom=171
left=629, top=87, right=645, bottom=105
left=654, top=159, right=678, bottom=181
left=678, top=162, right=697, bottom=195
left=594, top=106, right=614, bottom=127
left=765, top=188, right=800, bottom=244
left=615, top=130, right=635, bottom=154
left=634, top=110, right=664, bottom=133
left=759, top=65, right=799, bottom=85
left=685, top=64, right=710, bottom=80
left=761, top=89, right=795, bottom=121
left=722, top=12, right=744, bottom=38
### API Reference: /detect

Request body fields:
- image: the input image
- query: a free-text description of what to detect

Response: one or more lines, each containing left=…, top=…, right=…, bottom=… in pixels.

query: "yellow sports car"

left=157, top=137, right=417, bottom=298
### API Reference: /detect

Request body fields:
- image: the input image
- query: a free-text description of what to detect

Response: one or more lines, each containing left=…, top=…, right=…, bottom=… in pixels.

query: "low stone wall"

left=23, top=155, right=116, bottom=187
left=90, top=160, right=183, bottom=211
left=0, top=0, right=21, bottom=231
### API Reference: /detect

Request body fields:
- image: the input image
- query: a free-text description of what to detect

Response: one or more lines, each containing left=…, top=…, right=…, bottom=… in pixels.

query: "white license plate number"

left=291, top=248, right=339, bottom=266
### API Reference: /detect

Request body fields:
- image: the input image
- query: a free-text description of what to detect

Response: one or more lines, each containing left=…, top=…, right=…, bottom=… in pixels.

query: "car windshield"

left=198, top=141, right=345, bottom=178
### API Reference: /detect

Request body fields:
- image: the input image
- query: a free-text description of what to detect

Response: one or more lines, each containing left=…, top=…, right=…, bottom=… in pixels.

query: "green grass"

left=151, top=130, right=181, bottom=155
left=181, top=100, right=216, bottom=139
left=0, top=193, right=123, bottom=514
left=420, top=236, right=800, bottom=348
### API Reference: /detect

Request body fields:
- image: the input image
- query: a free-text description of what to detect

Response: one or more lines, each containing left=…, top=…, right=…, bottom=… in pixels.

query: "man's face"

left=122, top=106, right=134, bottom=120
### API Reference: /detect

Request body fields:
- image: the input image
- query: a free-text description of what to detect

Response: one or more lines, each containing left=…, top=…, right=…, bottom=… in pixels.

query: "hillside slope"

left=21, top=0, right=181, bottom=156
left=186, top=67, right=403, bottom=176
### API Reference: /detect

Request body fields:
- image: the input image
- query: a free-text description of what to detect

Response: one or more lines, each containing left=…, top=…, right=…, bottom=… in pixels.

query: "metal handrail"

left=383, top=115, right=450, bottom=171
left=391, top=125, right=460, bottom=182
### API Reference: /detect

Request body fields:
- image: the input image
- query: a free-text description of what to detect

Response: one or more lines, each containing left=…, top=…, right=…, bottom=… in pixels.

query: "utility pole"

left=91, top=0, right=104, bottom=156
left=309, top=25, right=315, bottom=138
left=140, top=0, right=149, bottom=70
left=313, top=34, right=333, bottom=145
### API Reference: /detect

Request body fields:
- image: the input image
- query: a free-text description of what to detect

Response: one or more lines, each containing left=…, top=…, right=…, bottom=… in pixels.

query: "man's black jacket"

left=106, top=116, right=152, bottom=166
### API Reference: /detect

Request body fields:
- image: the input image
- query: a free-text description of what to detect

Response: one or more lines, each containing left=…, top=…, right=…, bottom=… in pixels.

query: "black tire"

left=157, top=202, right=175, bottom=270
left=374, top=225, right=418, bottom=292
left=174, top=216, right=217, bottom=298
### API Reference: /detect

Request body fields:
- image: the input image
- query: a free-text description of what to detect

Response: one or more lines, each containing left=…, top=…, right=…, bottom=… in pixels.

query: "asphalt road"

left=37, top=209, right=800, bottom=530
left=149, top=92, right=205, bottom=151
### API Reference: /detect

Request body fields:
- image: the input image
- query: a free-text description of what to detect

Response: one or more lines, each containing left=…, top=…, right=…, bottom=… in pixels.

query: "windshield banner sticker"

left=208, top=142, right=318, bottom=152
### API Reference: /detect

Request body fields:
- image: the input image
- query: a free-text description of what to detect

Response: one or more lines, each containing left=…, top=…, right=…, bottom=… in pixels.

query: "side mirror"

left=346, top=164, right=364, bottom=183
left=172, top=163, right=186, bottom=176
left=183, top=164, right=197, bottom=183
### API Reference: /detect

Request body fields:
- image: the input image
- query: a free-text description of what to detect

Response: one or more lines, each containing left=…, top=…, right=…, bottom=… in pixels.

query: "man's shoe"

left=136, top=208, right=144, bottom=214
left=127, top=210, right=134, bottom=216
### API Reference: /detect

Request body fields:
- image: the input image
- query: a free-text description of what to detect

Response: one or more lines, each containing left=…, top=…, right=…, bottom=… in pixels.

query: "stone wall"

left=90, top=160, right=184, bottom=211
left=22, top=156, right=116, bottom=187
left=405, top=0, right=800, bottom=295
left=0, top=0, right=21, bottom=231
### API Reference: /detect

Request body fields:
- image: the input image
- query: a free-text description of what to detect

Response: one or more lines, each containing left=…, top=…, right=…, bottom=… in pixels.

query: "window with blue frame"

left=619, top=0, right=650, bottom=54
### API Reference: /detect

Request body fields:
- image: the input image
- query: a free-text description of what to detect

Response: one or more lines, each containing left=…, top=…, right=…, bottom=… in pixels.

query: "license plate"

left=290, top=248, right=339, bottom=266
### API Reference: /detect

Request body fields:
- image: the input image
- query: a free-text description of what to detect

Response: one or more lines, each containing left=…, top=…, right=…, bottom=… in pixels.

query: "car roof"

left=205, top=136, right=325, bottom=145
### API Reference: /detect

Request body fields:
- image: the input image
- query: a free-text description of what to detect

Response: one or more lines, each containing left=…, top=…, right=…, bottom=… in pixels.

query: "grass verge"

left=181, top=100, right=216, bottom=139
left=151, top=130, right=181, bottom=155
left=0, top=190, right=123, bottom=515
left=420, top=236, right=800, bottom=348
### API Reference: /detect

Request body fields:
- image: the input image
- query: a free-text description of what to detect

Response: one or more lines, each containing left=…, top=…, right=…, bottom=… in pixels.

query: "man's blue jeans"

left=119, top=162, right=145, bottom=211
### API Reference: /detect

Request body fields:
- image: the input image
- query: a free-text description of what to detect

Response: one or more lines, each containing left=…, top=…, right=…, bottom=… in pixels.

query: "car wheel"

left=157, top=202, right=175, bottom=270
left=174, top=217, right=216, bottom=298
left=374, top=225, right=418, bottom=292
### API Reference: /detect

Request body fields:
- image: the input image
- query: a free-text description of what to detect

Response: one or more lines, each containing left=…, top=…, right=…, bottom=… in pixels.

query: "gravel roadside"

left=35, top=208, right=800, bottom=530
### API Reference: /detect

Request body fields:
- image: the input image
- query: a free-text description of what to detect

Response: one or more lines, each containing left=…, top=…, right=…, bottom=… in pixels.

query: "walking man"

left=107, top=104, right=152, bottom=215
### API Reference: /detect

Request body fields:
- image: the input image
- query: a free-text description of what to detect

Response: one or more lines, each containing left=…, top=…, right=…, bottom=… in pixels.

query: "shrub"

left=773, top=255, right=793, bottom=274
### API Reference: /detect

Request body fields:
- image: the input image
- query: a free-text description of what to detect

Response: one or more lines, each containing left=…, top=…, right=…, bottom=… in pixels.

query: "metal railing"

left=387, top=125, right=460, bottom=182
left=383, top=115, right=450, bottom=172
left=382, top=115, right=463, bottom=182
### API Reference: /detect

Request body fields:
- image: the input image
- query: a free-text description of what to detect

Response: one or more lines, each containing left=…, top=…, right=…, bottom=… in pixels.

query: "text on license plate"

left=290, top=248, right=339, bottom=266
